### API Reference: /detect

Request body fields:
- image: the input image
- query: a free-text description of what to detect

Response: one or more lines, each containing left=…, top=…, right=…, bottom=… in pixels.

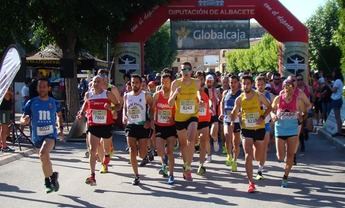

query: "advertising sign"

left=114, top=42, right=141, bottom=88
left=171, top=20, right=250, bottom=49
left=282, top=42, right=309, bottom=79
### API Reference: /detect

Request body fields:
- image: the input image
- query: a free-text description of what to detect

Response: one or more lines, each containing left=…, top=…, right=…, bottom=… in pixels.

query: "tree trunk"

left=62, top=45, right=79, bottom=122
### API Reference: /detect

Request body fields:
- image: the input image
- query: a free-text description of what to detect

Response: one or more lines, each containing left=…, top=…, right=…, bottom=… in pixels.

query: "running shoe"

left=167, top=175, right=175, bottom=185
left=197, top=165, right=206, bottom=176
left=281, top=179, right=288, bottom=188
left=225, top=155, right=233, bottom=166
left=45, top=178, right=54, bottom=194
left=85, top=175, right=97, bottom=186
left=132, top=176, right=140, bottom=185
left=1, top=146, right=15, bottom=152
left=50, top=172, right=59, bottom=192
left=248, top=182, right=256, bottom=193
left=100, top=164, right=108, bottom=174
left=159, top=165, right=168, bottom=177
left=255, top=171, right=264, bottom=180
left=139, top=156, right=149, bottom=167
left=206, top=155, right=212, bottom=163
left=213, top=141, right=220, bottom=152
left=231, top=160, right=238, bottom=172
left=183, top=170, right=193, bottom=181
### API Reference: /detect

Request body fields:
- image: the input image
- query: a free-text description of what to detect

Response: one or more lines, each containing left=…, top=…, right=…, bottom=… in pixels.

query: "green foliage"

left=335, top=0, right=345, bottom=73
left=144, top=23, right=177, bottom=73
left=226, top=34, right=278, bottom=74
left=306, top=0, right=340, bottom=74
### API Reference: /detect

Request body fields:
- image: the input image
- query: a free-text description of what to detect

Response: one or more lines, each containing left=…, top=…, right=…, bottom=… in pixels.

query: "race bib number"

left=92, top=110, right=107, bottom=124
left=37, top=125, right=54, bottom=136
left=158, top=109, right=171, bottom=124
left=245, top=112, right=259, bottom=128
left=278, top=112, right=297, bottom=120
left=128, top=106, right=142, bottom=123
left=199, top=106, right=207, bottom=116
left=180, top=100, right=195, bottom=114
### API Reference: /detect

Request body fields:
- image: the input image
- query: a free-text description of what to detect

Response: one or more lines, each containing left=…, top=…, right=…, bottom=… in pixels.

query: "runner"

left=206, top=74, right=220, bottom=152
left=195, top=71, right=211, bottom=176
left=123, top=74, right=154, bottom=185
left=270, top=73, right=283, bottom=96
left=77, top=75, right=119, bottom=186
left=286, top=75, right=311, bottom=165
left=272, top=79, right=304, bottom=187
left=219, top=75, right=242, bottom=172
left=255, top=76, right=275, bottom=180
left=20, top=78, right=64, bottom=193
left=0, top=88, right=15, bottom=152
left=168, top=62, right=201, bottom=181
left=152, top=70, right=177, bottom=184
left=231, top=75, right=272, bottom=193
left=97, top=69, right=123, bottom=169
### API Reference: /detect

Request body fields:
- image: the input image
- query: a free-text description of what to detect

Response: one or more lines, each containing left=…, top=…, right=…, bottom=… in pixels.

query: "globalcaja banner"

left=171, top=20, right=250, bottom=49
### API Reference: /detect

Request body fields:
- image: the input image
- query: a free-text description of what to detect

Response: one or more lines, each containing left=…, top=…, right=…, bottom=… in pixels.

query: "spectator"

left=21, top=78, right=31, bottom=111
left=319, top=77, right=332, bottom=122
left=330, top=70, right=344, bottom=136
left=0, top=88, right=14, bottom=152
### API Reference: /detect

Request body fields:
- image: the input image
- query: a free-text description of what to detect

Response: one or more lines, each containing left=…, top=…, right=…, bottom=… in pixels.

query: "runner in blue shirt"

left=20, top=78, right=64, bottom=193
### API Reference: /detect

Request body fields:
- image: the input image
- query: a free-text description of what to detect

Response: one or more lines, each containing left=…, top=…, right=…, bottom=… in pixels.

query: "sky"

left=279, top=0, right=328, bottom=23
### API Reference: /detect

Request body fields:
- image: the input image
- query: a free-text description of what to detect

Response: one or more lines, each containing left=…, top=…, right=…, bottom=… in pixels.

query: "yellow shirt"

left=240, top=91, right=264, bottom=130
left=175, top=78, right=199, bottom=122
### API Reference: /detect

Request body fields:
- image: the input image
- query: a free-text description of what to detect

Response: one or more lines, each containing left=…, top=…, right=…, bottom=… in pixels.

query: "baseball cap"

left=206, top=74, right=214, bottom=81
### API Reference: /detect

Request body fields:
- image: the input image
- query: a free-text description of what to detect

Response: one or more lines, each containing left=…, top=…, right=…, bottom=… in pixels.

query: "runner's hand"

left=58, top=131, right=65, bottom=142
left=22, top=115, right=30, bottom=125
left=76, top=111, right=84, bottom=120
left=122, top=115, right=128, bottom=125
left=218, top=114, right=224, bottom=121
left=104, top=103, right=111, bottom=110
left=256, top=117, right=264, bottom=125
left=144, top=120, right=151, bottom=129
left=175, top=87, right=181, bottom=94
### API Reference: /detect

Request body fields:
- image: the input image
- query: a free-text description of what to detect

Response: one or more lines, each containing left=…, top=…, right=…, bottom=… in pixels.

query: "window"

left=177, top=58, right=180, bottom=62
left=222, top=50, right=227, bottom=58
left=194, top=57, right=198, bottom=62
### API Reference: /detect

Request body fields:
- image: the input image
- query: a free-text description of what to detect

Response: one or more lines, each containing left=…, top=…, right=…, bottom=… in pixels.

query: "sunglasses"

left=284, top=84, right=293, bottom=88
left=297, top=78, right=303, bottom=81
left=182, top=67, right=191, bottom=71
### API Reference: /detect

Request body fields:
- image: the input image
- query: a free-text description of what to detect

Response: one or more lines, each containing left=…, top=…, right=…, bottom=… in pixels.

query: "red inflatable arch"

left=115, top=0, right=309, bottom=86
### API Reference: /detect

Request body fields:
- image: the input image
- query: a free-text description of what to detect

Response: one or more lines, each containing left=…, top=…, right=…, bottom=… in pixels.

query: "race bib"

left=245, top=112, right=259, bottom=128
left=158, top=109, right=171, bottom=124
left=278, top=112, right=297, bottom=120
left=37, top=125, right=54, bottom=136
left=128, top=106, right=142, bottom=123
left=180, top=100, right=195, bottom=114
left=199, top=106, right=207, bottom=116
left=92, top=110, right=107, bottom=124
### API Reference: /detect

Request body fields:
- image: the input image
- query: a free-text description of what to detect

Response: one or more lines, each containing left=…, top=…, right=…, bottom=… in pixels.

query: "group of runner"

left=20, top=63, right=323, bottom=193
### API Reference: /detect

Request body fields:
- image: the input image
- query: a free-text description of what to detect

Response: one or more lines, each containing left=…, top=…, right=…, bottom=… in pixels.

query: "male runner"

left=123, top=74, right=153, bottom=185
left=231, top=75, right=272, bottom=193
left=152, top=70, right=177, bottom=184
left=272, top=79, right=304, bottom=187
left=77, top=76, right=119, bottom=185
left=219, top=75, right=242, bottom=172
left=255, top=76, right=275, bottom=180
left=195, top=71, right=211, bottom=176
left=168, top=62, right=201, bottom=181
left=21, top=78, right=64, bottom=193
left=206, top=74, right=220, bottom=152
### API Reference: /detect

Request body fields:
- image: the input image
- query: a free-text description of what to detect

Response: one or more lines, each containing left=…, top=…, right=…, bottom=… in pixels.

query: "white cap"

left=206, top=74, right=214, bottom=81
left=265, top=83, right=272, bottom=89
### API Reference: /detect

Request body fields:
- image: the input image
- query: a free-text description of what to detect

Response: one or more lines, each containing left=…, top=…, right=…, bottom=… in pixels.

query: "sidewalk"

left=317, top=126, right=345, bottom=151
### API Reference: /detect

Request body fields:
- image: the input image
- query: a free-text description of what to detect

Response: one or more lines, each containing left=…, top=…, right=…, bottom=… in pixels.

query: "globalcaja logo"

left=198, top=0, right=224, bottom=7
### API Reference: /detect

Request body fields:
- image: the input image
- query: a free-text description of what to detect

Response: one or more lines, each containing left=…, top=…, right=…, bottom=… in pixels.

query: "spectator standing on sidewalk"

left=330, top=70, right=344, bottom=137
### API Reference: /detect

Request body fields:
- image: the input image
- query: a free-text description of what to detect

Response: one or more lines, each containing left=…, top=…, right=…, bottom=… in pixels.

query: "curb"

left=0, top=148, right=36, bottom=166
left=318, top=128, right=345, bottom=150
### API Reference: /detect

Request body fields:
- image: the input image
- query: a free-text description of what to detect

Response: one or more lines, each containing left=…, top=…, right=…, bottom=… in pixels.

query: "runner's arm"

left=271, top=96, right=280, bottom=122
left=300, top=92, right=312, bottom=111
left=231, top=97, right=241, bottom=122
left=168, top=80, right=178, bottom=107
left=146, top=93, right=154, bottom=121
left=219, top=90, right=227, bottom=119
left=122, top=94, right=128, bottom=125
left=259, top=94, right=272, bottom=119
left=111, top=86, right=123, bottom=109
left=20, top=99, right=32, bottom=125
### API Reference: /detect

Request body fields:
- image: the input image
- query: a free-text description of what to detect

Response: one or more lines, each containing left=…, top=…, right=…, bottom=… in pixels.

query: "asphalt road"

left=0, top=131, right=344, bottom=208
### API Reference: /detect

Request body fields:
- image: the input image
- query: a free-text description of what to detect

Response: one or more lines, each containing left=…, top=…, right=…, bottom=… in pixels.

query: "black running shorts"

left=125, top=124, right=152, bottom=139
left=87, top=125, right=113, bottom=138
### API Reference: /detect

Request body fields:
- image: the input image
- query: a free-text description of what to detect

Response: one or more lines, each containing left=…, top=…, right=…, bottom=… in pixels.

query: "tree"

left=25, top=0, right=167, bottom=121
left=226, top=34, right=278, bottom=74
left=144, top=22, right=177, bottom=73
left=335, top=0, right=345, bottom=73
left=306, top=0, right=340, bottom=74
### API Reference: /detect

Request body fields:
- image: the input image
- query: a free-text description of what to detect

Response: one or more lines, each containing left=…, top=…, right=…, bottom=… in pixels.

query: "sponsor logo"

left=193, top=29, right=246, bottom=41
left=286, top=54, right=306, bottom=75
left=198, top=0, right=224, bottom=7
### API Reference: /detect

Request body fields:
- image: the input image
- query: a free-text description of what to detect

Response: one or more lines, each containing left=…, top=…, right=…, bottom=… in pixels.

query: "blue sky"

left=279, top=0, right=328, bottom=23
